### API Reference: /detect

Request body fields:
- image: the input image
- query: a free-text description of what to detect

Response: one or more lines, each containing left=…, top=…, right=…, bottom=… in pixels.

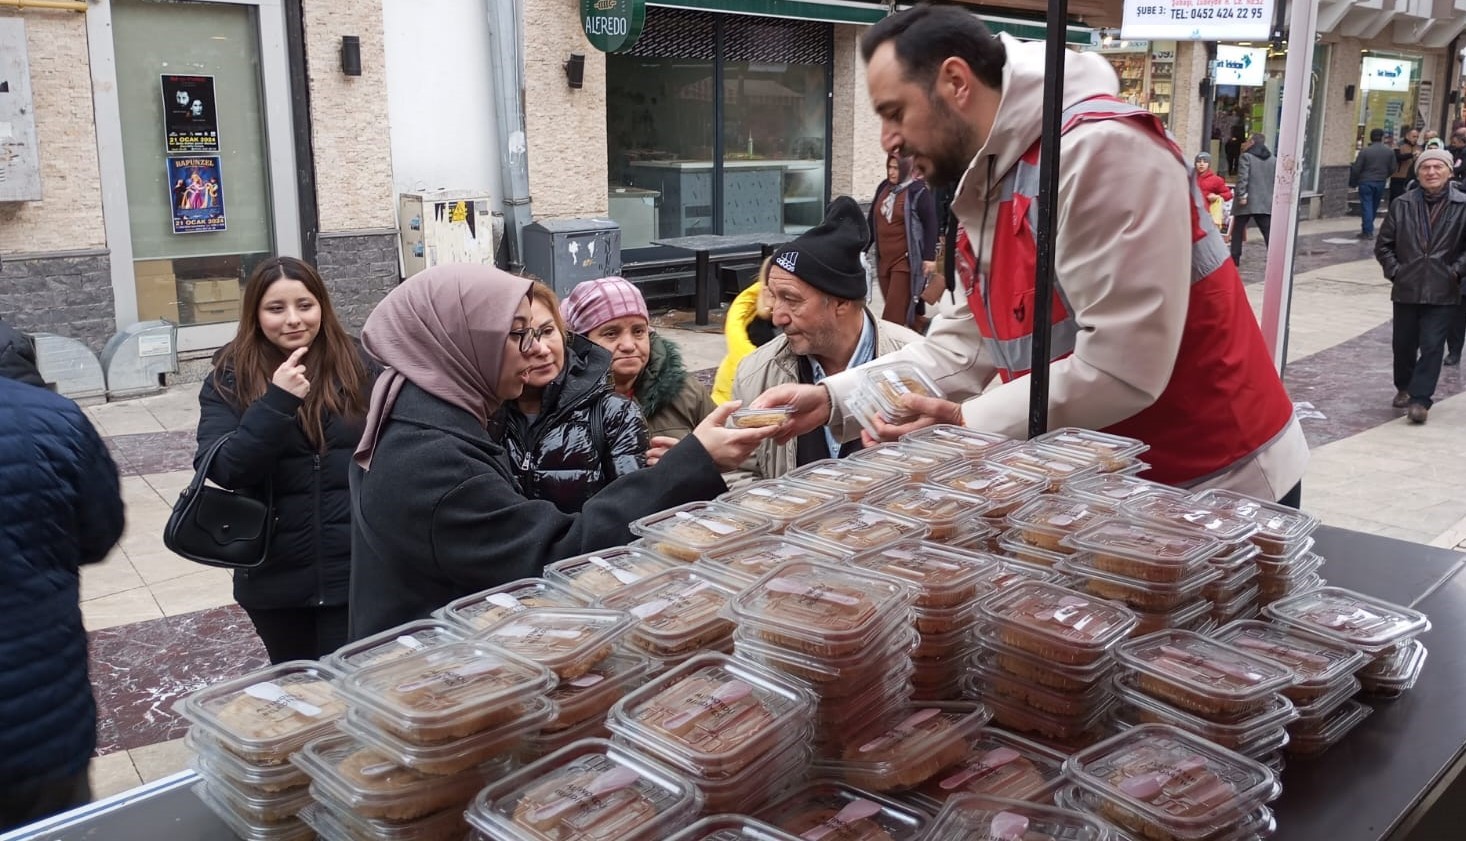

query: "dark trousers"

left=1447, top=299, right=1465, bottom=359
left=0, top=769, right=90, bottom=832
left=1229, top=214, right=1272, bottom=266
left=1392, top=302, right=1456, bottom=408
left=244, top=604, right=350, bottom=663
left=1390, top=177, right=1409, bottom=204
left=1357, top=181, right=1385, bottom=235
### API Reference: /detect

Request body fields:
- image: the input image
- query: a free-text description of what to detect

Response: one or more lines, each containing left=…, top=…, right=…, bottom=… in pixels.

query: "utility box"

left=102, top=321, right=177, bottom=399
left=0, top=18, right=43, bottom=202
left=522, top=218, right=621, bottom=298
left=32, top=334, right=106, bottom=403
left=397, top=190, right=498, bottom=279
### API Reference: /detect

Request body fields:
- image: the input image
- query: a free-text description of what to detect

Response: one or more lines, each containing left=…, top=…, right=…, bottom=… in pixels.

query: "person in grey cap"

left=729, top=196, right=922, bottom=480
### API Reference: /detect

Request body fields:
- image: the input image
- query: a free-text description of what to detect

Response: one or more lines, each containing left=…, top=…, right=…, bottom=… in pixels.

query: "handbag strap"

left=186, top=433, right=233, bottom=497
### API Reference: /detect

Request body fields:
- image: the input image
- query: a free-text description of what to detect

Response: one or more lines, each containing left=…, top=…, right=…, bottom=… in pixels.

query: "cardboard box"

left=134, top=262, right=179, bottom=323
left=179, top=278, right=242, bottom=305
left=180, top=298, right=241, bottom=325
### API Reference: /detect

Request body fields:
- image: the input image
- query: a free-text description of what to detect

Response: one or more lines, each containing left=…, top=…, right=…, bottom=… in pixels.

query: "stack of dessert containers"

left=596, top=566, right=742, bottom=672
left=324, top=619, right=463, bottom=674
left=475, top=607, right=638, bottom=683
left=863, top=481, right=999, bottom=544
left=714, top=479, right=843, bottom=534
left=606, top=652, right=817, bottom=814
left=1052, top=783, right=1279, bottom=841
left=465, top=737, right=704, bottom=840
left=755, top=779, right=933, bottom=840
left=899, top=726, right=1070, bottom=812
left=900, top=424, right=1016, bottom=462
left=1190, top=489, right=1322, bottom=608
left=784, top=502, right=929, bottom=557
left=624, top=503, right=777, bottom=566
left=928, top=461, right=1050, bottom=533
left=811, top=701, right=993, bottom=794
left=987, top=443, right=1102, bottom=493
left=846, top=440, right=962, bottom=484
left=665, top=814, right=803, bottom=840
left=545, top=546, right=680, bottom=598
left=696, top=534, right=848, bottom=586
left=433, top=577, right=585, bottom=633
left=846, top=540, right=999, bottom=699
left=1059, top=473, right=1182, bottom=514
left=1062, top=724, right=1282, bottom=841
left=969, top=580, right=1139, bottom=748
left=1057, top=520, right=1224, bottom=637
left=924, top=792, right=1111, bottom=841
left=179, top=661, right=347, bottom=840
left=1001, top=494, right=1113, bottom=569
left=1107, top=629, right=1298, bottom=770
left=1033, top=427, right=1151, bottom=476
left=726, top=559, right=919, bottom=752
left=781, top=458, right=906, bottom=504
left=523, top=650, right=652, bottom=760
left=1209, top=619, right=1368, bottom=757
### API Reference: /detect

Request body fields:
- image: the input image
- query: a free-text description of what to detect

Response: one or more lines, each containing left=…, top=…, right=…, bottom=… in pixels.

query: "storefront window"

left=1357, top=51, right=1423, bottom=142
left=1300, top=45, right=1329, bottom=195
left=1092, top=39, right=1175, bottom=130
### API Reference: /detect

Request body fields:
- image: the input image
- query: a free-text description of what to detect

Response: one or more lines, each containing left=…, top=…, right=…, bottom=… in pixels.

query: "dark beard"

left=918, top=96, right=980, bottom=189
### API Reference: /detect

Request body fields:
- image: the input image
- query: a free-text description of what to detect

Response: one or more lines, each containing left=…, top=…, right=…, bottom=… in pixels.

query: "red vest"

left=954, top=96, right=1295, bottom=487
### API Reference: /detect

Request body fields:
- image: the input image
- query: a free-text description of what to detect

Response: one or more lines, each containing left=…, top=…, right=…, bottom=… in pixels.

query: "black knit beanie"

left=771, top=196, right=870, bottom=300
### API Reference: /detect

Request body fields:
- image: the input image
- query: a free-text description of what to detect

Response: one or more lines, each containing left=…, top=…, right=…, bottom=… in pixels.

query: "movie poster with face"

left=167, top=156, right=227, bottom=234
left=161, top=74, right=219, bottom=153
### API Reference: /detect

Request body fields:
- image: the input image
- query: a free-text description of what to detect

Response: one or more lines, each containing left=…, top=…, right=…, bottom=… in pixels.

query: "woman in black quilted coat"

left=495, top=281, right=648, bottom=513
left=194, top=257, right=375, bottom=662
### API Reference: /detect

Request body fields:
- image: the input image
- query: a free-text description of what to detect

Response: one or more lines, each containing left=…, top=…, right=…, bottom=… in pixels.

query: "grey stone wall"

left=0, top=249, right=115, bottom=353
left=1318, top=165, right=1352, bottom=219
left=315, top=230, right=400, bottom=332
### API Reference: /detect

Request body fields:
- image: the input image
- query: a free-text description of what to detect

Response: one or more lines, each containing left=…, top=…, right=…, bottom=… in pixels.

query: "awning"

left=648, top=0, right=1098, bottom=44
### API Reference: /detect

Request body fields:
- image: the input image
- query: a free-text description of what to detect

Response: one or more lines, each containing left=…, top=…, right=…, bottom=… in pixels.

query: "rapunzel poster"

left=167, top=156, right=227, bottom=234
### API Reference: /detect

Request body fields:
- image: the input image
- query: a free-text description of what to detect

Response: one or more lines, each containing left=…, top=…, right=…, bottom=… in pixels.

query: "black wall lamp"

left=1344, top=84, right=1355, bottom=103
left=341, top=35, right=362, bottom=77
left=564, top=52, right=585, bottom=89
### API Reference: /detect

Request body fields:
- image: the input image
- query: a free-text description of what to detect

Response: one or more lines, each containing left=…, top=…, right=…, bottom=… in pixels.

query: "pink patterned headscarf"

left=354, top=265, right=532, bottom=469
left=561, top=277, right=650, bottom=335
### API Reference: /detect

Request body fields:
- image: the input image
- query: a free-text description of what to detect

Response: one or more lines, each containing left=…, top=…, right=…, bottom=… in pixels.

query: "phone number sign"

left=1123, top=0, right=1273, bottom=41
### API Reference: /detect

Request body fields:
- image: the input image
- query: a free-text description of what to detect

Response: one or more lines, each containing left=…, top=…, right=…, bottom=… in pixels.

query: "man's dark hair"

left=1249, top=133, right=1266, bottom=145
left=860, top=4, right=1006, bottom=91
left=1370, top=128, right=1385, bottom=142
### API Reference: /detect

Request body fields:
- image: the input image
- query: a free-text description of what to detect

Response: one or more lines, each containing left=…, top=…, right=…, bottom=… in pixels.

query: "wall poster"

left=161, top=74, right=220, bottom=153
left=167, top=155, right=227, bottom=234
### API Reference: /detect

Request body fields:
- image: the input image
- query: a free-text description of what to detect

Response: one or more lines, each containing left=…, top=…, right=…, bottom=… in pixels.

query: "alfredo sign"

left=581, top=0, right=645, bottom=53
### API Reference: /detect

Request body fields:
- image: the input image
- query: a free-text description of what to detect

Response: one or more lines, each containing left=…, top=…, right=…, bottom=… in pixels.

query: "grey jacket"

left=1376, top=185, right=1466, bottom=306
left=1233, top=145, right=1276, bottom=217
left=1352, top=142, right=1395, bottom=185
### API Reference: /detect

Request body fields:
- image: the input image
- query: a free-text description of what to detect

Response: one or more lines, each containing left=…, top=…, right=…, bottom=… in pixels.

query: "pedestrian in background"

left=0, top=375, right=124, bottom=830
left=1391, top=127, right=1420, bottom=204
left=195, top=257, right=375, bottom=662
left=711, top=258, right=778, bottom=404
left=1375, top=149, right=1466, bottom=424
left=868, top=152, right=939, bottom=329
left=1230, top=133, right=1276, bottom=267
left=1194, top=152, right=1232, bottom=229
left=1352, top=128, right=1396, bottom=239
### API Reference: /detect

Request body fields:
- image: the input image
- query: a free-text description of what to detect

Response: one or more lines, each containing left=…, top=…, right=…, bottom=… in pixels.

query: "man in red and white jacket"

left=755, top=4, right=1307, bottom=504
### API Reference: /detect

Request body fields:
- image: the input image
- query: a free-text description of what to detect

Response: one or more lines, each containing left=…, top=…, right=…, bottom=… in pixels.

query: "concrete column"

left=831, top=24, right=884, bottom=201
left=1168, top=40, right=1210, bottom=157
left=523, top=0, right=609, bottom=220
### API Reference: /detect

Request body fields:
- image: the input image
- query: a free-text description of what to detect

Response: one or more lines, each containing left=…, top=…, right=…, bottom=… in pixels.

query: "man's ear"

left=938, top=56, right=975, bottom=108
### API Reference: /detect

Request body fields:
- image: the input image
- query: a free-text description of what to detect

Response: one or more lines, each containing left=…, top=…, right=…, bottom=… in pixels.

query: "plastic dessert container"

left=997, top=529, right=1073, bottom=568
left=1057, top=556, right=1223, bottom=612
left=1062, top=521, right=1222, bottom=583
left=986, top=446, right=1100, bottom=492
left=783, top=458, right=905, bottom=502
left=1126, top=598, right=1216, bottom=639
left=697, top=534, right=846, bottom=585
left=177, top=660, right=347, bottom=766
left=1252, top=537, right=1318, bottom=575
left=929, top=462, right=1048, bottom=516
left=475, top=607, right=635, bottom=680
left=606, top=652, right=815, bottom=779
left=814, top=702, right=992, bottom=791
left=727, top=559, right=915, bottom=657
left=465, top=737, right=703, bottom=841
left=191, top=754, right=314, bottom=822
left=435, top=578, right=586, bottom=633
left=629, top=503, right=777, bottom=563
left=1052, top=784, right=1277, bottom=841
left=909, top=727, right=1067, bottom=809
left=543, top=650, right=652, bottom=732
left=337, top=641, right=554, bottom=746
left=1358, top=638, right=1428, bottom=697
left=191, top=781, right=314, bottom=840
left=924, top=792, right=1110, bottom=841
left=846, top=441, right=958, bottom=482
left=545, top=548, right=679, bottom=598
left=1005, top=495, right=1110, bottom=553
left=786, top=503, right=929, bottom=555
left=297, top=795, right=471, bottom=841
left=1115, top=629, right=1295, bottom=717
left=1187, top=489, right=1318, bottom=556
left=731, top=622, right=916, bottom=695
left=971, top=659, right=1113, bottom=719
left=756, top=779, right=931, bottom=841
left=337, top=696, right=552, bottom=776
left=864, top=483, right=997, bottom=541
left=901, top=424, right=1015, bottom=460
left=290, top=733, right=494, bottom=821
left=691, top=738, right=813, bottom=815
left=974, top=628, right=1118, bottom=693
left=325, top=619, right=464, bottom=674
left=858, top=361, right=945, bottom=424
left=1110, top=674, right=1299, bottom=751
left=664, top=814, right=803, bottom=841
left=1286, top=674, right=1361, bottom=724
left=847, top=540, right=998, bottom=609
left=183, top=727, right=308, bottom=794
left=1118, top=495, right=1261, bottom=545
left=1285, top=700, right=1372, bottom=756
left=1263, top=586, right=1431, bottom=654
left=522, top=709, right=612, bottom=763
left=597, top=567, right=739, bottom=658
left=1203, top=564, right=1260, bottom=605
left=970, top=686, right=1115, bottom=744
left=977, top=580, right=1139, bottom=666
left=729, top=405, right=796, bottom=429
left=716, top=480, right=842, bottom=530
left=1034, top=428, right=1150, bottom=472
left=1061, top=474, right=1179, bottom=512
left=1209, top=619, right=1366, bottom=702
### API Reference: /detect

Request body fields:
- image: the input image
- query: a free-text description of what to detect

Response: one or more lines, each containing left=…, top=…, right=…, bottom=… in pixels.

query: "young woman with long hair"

left=193, top=256, right=375, bottom=662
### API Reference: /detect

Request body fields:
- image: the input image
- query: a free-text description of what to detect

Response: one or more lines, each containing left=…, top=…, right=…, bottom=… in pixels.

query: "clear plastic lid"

left=465, top=737, right=704, bottom=841
left=971, top=659, right=1114, bottom=719
left=325, top=619, right=464, bottom=674
left=727, top=560, right=915, bottom=656
left=1253, top=536, right=1318, bottom=571
left=1284, top=674, right=1360, bottom=722
left=1061, top=474, right=1180, bottom=510
left=847, top=540, right=999, bottom=609
left=971, top=688, right=1115, bottom=743
left=290, top=733, right=494, bottom=821
left=698, top=535, right=847, bottom=585
left=523, top=709, right=612, bottom=762
left=1053, top=784, right=1278, bottom=841
left=665, top=815, right=802, bottom=841
left=925, top=793, right=1110, bottom=841
left=859, top=361, right=945, bottom=423
left=1188, top=489, right=1319, bottom=553
left=299, top=796, right=470, bottom=841
left=1286, top=700, right=1372, bottom=755
left=985, top=447, right=1100, bottom=490
left=607, top=653, right=815, bottom=778
left=1257, top=551, right=1325, bottom=584
left=912, top=727, right=1067, bottom=807
left=598, top=567, right=739, bottom=658
left=980, top=556, right=1065, bottom=594
left=716, top=480, right=843, bottom=528
left=1210, top=619, right=1367, bottom=688
left=783, top=458, right=905, bottom=501
left=928, top=462, right=1048, bottom=514
left=1111, top=674, right=1299, bottom=748
left=846, top=442, right=958, bottom=480
left=817, top=702, right=993, bottom=792
left=901, top=424, right=1016, bottom=460
left=1131, top=598, right=1215, bottom=638
left=974, top=625, right=1118, bottom=693
left=1205, top=563, right=1260, bottom=602
left=1116, top=630, right=1294, bottom=716
left=996, top=529, right=1073, bottom=568
left=864, top=483, right=999, bottom=537
left=1006, top=495, right=1110, bottom=546
left=545, top=548, right=680, bottom=598
left=1062, top=521, right=1222, bottom=582
left=436, top=578, right=586, bottom=632
left=1034, top=428, right=1150, bottom=469
left=1065, top=723, right=1278, bottom=839
left=338, top=642, right=554, bottom=744
left=183, top=727, right=308, bottom=794
left=477, top=607, right=636, bottom=680
left=629, top=502, right=778, bottom=562
left=337, top=698, right=552, bottom=776
left=756, top=779, right=931, bottom=841
left=1359, top=643, right=1427, bottom=697
left=193, top=758, right=315, bottom=823
left=729, top=406, right=796, bottom=429
left=787, top=503, right=929, bottom=554
left=1263, top=586, right=1431, bottom=652
left=978, top=581, right=1139, bottom=666
left=1118, top=495, right=1261, bottom=545
left=732, top=622, right=917, bottom=694
left=191, top=782, right=315, bottom=841
left=1208, top=541, right=1263, bottom=573
left=1056, top=555, right=1224, bottom=612
left=1360, top=636, right=1429, bottom=681
left=177, top=660, right=346, bottom=765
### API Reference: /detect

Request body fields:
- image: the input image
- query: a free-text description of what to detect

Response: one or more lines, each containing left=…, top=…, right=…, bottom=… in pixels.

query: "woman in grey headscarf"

left=347, top=264, right=775, bottom=639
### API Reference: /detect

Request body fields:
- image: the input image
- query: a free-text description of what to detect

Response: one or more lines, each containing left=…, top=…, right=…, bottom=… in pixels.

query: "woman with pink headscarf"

left=347, top=264, right=775, bottom=639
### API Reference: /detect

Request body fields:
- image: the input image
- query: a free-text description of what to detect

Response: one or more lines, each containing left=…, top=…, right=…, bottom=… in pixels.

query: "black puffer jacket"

left=496, top=335, right=648, bottom=513
left=195, top=349, right=376, bottom=609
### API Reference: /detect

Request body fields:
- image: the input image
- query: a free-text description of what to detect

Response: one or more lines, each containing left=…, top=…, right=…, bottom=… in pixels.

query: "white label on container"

left=765, top=576, right=860, bottom=606
left=748, top=487, right=810, bottom=505
left=568, top=672, right=606, bottom=688
left=243, top=681, right=323, bottom=718
left=394, top=635, right=427, bottom=652
left=486, top=593, right=525, bottom=611
left=673, top=510, right=739, bottom=536
left=589, top=556, right=642, bottom=584
left=393, top=656, right=504, bottom=693
left=880, top=369, right=910, bottom=393
left=630, top=581, right=711, bottom=620
left=810, top=467, right=844, bottom=478
left=494, top=623, right=582, bottom=640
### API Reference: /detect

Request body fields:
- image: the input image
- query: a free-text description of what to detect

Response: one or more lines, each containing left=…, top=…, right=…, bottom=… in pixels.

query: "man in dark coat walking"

left=1230, top=133, right=1276, bottom=268
left=1376, top=149, right=1466, bottom=424
left=0, top=376, right=125, bottom=829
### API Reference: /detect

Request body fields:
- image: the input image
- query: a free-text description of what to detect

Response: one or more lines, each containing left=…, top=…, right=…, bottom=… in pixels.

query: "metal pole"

left=1260, top=0, right=1320, bottom=374
left=1029, top=0, right=1069, bottom=438
left=486, top=0, right=534, bottom=270
left=1199, top=42, right=1217, bottom=158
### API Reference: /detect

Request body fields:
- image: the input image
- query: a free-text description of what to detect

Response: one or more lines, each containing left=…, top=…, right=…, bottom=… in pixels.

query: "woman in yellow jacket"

left=711, top=257, right=777, bottom=403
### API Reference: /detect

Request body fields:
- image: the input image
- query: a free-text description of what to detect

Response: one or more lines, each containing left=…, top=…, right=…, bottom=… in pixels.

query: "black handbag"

left=164, top=434, right=274, bottom=569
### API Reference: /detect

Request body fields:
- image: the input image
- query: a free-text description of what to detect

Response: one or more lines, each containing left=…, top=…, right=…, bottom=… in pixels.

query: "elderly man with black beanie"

left=730, top=196, right=922, bottom=480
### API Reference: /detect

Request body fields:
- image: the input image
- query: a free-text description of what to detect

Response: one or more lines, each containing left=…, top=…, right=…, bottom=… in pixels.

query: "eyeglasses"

left=507, top=323, right=557, bottom=354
